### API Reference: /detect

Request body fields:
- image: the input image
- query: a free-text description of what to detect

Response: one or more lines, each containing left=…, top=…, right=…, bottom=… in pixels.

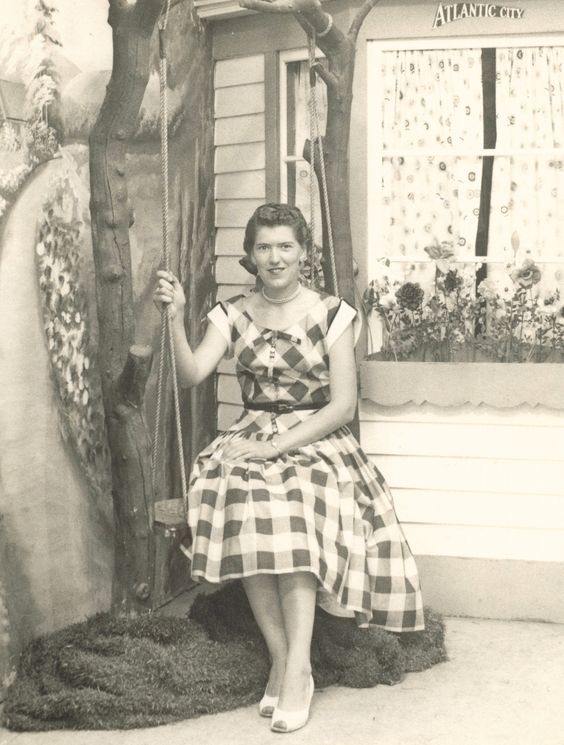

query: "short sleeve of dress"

left=326, top=299, right=359, bottom=350
left=206, top=302, right=233, bottom=359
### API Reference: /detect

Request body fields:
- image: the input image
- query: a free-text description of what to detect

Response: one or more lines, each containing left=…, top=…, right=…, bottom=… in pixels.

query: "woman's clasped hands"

left=220, top=437, right=279, bottom=463
left=153, top=270, right=185, bottom=319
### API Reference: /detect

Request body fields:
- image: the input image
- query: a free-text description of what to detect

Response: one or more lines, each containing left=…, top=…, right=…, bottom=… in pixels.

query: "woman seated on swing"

left=153, top=203, right=423, bottom=734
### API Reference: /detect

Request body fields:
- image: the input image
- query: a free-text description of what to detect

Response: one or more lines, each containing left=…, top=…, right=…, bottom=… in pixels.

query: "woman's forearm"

left=154, top=271, right=228, bottom=387
left=273, top=400, right=356, bottom=454
left=170, top=316, right=200, bottom=387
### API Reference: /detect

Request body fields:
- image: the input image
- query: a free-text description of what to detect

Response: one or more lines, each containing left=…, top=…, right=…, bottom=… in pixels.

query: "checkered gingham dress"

left=186, top=292, right=424, bottom=632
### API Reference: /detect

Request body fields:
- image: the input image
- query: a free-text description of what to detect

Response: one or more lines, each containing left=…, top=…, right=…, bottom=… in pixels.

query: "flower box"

left=362, top=240, right=564, bottom=367
left=359, top=360, right=564, bottom=410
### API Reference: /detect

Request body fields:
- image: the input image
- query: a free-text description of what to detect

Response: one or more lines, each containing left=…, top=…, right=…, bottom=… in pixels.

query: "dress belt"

left=243, top=400, right=326, bottom=413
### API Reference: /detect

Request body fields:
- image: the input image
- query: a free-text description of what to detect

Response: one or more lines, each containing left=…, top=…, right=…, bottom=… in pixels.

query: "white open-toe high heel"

left=258, top=690, right=279, bottom=718
left=270, top=674, right=315, bottom=733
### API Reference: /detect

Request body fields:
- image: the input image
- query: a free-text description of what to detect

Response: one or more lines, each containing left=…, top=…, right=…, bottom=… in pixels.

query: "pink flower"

left=477, top=278, right=498, bottom=300
left=424, top=240, right=456, bottom=273
left=510, top=259, right=541, bottom=289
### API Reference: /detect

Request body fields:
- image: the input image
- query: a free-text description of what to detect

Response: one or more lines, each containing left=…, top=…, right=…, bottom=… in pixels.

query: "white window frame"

left=366, top=34, right=564, bottom=278
left=279, top=47, right=325, bottom=204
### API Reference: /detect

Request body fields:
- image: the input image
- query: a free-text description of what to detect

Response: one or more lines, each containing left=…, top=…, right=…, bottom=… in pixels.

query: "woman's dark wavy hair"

left=243, top=203, right=312, bottom=256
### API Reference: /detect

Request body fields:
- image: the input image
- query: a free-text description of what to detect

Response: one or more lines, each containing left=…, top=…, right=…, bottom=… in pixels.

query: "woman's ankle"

left=265, top=656, right=286, bottom=695
left=283, top=653, right=311, bottom=677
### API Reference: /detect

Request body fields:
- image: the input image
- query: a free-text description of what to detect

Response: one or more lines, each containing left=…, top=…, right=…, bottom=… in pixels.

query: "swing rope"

left=152, top=0, right=189, bottom=519
left=307, top=36, right=316, bottom=284
left=307, top=31, right=339, bottom=297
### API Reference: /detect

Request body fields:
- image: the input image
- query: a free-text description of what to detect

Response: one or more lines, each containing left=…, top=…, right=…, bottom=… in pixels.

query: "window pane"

left=380, top=155, right=482, bottom=258
left=285, top=60, right=327, bottom=237
left=283, top=159, right=322, bottom=243
left=286, top=60, right=327, bottom=158
left=381, top=49, right=484, bottom=150
left=489, top=156, right=564, bottom=260
left=496, top=46, right=564, bottom=149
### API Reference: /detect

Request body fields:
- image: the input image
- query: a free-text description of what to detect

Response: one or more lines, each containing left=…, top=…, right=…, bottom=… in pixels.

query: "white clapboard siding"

left=218, top=402, right=244, bottom=431
left=217, top=358, right=236, bottom=375
left=403, top=524, right=564, bottom=562
left=215, top=114, right=266, bottom=147
left=218, top=371, right=241, bottom=403
left=360, top=400, right=564, bottom=563
left=216, top=283, right=254, bottom=302
left=363, top=401, right=564, bottom=561
left=216, top=199, right=264, bottom=227
left=215, top=55, right=264, bottom=88
left=216, top=171, right=266, bottom=199
left=215, top=228, right=246, bottom=256
left=371, top=455, right=564, bottom=496
left=392, top=489, right=564, bottom=530
left=360, top=420, right=564, bottom=462
left=215, top=83, right=265, bottom=118
left=215, top=142, right=265, bottom=174
left=215, top=256, right=252, bottom=285
left=213, top=55, right=265, bottom=374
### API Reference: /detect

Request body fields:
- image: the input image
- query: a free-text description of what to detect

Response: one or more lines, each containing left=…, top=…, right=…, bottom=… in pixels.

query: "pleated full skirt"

left=185, top=417, right=424, bottom=632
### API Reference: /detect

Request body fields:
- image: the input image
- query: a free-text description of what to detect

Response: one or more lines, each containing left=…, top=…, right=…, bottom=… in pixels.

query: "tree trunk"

left=108, top=346, right=155, bottom=611
left=89, top=0, right=162, bottom=614
left=303, top=36, right=356, bottom=303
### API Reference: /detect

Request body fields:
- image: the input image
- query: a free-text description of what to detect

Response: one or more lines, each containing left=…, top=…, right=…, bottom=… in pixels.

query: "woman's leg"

left=242, top=575, right=287, bottom=696
left=276, top=571, right=317, bottom=711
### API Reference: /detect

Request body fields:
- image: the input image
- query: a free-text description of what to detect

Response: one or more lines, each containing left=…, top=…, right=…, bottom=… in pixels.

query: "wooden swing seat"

left=153, top=498, right=186, bottom=531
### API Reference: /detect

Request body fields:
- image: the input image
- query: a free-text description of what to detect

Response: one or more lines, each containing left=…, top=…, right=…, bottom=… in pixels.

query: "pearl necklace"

left=261, top=284, right=302, bottom=304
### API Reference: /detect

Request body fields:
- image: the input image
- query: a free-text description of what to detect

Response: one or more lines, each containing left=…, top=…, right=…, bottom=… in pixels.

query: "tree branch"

left=239, top=0, right=295, bottom=11
left=311, top=61, right=339, bottom=92
left=348, top=0, right=381, bottom=42
left=239, top=0, right=345, bottom=56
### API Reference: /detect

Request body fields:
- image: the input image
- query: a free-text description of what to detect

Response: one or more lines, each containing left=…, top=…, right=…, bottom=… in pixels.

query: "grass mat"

left=3, top=582, right=447, bottom=731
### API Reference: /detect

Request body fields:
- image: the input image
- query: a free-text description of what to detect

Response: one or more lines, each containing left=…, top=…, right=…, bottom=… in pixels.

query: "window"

left=279, top=37, right=564, bottom=362
left=280, top=50, right=327, bottom=239
left=367, top=36, right=564, bottom=298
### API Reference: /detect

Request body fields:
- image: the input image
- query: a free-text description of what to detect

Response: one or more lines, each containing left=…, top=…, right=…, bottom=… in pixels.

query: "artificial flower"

left=424, top=240, right=456, bottom=273
left=477, top=278, right=498, bottom=301
left=493, top=273, right=516, bottom=301
left=379, top=292, right=398, bottom=310
left=395, top=282, right=424, bottom=310
left=443, top=269, right=464, bottom=293
left=510, top=259, right=542, bottom=289
left=366, top=243, right=563, bottom=362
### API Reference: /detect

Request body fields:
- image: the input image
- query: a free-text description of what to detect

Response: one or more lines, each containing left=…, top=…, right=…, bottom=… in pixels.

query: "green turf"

left=3, top=582, right=447, bottom=731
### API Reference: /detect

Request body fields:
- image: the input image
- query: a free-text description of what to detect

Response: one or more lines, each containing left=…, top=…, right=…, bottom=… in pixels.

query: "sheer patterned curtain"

left=380, top=48, right=484, bottom=262
left=489, top=46, right=564, bottom=276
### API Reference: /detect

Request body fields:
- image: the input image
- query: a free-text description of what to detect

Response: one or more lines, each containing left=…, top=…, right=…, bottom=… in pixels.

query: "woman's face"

left=251, top=224, right=305, bottom=294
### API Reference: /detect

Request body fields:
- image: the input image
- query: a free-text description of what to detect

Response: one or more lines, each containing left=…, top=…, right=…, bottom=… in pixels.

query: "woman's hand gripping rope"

left=153, top=270, right=186, bottom=319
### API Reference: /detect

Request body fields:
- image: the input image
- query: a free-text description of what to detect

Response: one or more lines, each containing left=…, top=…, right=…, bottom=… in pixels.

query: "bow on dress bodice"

left=251, top=328, right=302, bottom=348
